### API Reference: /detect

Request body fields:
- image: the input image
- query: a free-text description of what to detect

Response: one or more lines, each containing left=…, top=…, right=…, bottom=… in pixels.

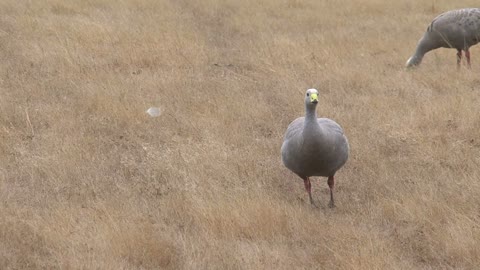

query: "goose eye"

left=307, top=93, right=310, bottom=97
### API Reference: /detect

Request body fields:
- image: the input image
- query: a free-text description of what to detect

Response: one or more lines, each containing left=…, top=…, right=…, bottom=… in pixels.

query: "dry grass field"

left=1, top=0, right=480, bottom=269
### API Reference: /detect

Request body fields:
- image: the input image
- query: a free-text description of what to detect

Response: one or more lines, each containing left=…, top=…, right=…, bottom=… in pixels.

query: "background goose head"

left=406, top=55, right=422, bottom=68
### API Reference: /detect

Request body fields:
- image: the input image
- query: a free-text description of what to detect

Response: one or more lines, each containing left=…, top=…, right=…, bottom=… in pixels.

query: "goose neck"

left=414, top=34, right=438, bottom=58
left=305, top=105, right=317, bottom=121
left=304, top=105, right=320, bottom=131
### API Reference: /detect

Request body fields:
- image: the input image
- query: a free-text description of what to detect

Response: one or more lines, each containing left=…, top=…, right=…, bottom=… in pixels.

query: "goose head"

left=406, top=55, right=422, bottom=68
left=304, top=88, right=319, bottom=108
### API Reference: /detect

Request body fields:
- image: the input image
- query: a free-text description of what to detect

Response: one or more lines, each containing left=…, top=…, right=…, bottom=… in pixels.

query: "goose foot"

left=328, top=200, right=335, bottom=208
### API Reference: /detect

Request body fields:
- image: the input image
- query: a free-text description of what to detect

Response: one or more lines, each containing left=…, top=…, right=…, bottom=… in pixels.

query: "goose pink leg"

left=457, top=50, right=462, bottom=69
left=465, top=50, right=471, bottom=68
left=303, top=177, right=314, bottom=205
left=328, top=176, right=335, bottom=208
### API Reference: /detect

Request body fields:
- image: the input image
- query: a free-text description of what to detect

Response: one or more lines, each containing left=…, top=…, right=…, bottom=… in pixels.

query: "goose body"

left=406, top=8, right=480, bottom=68
left=281, top=89, right=349, bottom=207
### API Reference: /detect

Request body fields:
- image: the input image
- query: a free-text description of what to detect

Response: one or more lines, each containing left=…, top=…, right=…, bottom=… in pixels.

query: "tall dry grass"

left=1, top=0, right=480, bottom=269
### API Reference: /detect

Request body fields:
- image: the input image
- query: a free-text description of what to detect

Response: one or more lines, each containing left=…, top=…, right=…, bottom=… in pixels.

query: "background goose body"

left=406, top=8, right=480, bottom=68
left=281, top=89, right=349, bottom=207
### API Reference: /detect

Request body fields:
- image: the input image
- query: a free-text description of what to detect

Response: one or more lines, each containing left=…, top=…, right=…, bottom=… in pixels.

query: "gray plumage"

left=281, top=89, right=349, bottom=207
left=406, top=8, right=480, bottom=68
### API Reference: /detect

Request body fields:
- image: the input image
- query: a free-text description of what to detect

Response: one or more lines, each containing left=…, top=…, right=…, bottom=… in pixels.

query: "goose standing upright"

left=281, top=89, right=349, bottom=208
left=406, top=8, right=480, bottom=68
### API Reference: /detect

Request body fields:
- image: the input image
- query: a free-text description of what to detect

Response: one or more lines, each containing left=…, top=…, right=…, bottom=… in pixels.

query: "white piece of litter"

left=146, top=107, right=162, bottom=117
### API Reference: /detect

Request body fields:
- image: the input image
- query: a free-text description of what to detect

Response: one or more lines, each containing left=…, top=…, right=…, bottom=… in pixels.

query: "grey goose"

left=281, top=89, right=349, bottom=207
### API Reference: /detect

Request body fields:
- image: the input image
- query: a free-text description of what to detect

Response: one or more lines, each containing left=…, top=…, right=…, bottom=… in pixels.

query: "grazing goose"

left=281, top=89, right=349, bottom=208
left=406, top=8, right=480, bottom=68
